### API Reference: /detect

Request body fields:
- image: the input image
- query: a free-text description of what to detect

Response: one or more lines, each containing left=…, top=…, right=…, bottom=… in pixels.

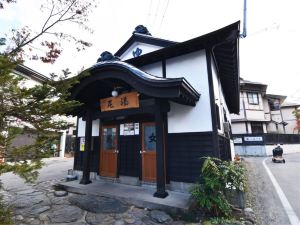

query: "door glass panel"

left=144, top=125, right=156, bottom=151
left=102, top=127, right=117, bottom=150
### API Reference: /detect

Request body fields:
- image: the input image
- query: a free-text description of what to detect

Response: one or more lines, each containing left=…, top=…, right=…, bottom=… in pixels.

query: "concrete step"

left=118, top=176, right=140, bottom=186
left=55, top=180, right=193, bottom=214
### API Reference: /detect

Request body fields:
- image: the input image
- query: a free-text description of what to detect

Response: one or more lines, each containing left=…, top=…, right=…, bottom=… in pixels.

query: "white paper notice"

left=134, top=123, right=139, bottom=135
left=120, top=124, right=124, bottom=135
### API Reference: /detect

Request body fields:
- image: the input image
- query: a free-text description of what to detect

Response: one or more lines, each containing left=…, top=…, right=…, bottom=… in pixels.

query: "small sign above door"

left=100, top=92, right=140, bottom=112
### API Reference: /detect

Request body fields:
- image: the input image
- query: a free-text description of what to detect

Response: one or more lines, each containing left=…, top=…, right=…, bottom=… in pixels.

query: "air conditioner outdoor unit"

left=223, top=122, right=230, bottom=133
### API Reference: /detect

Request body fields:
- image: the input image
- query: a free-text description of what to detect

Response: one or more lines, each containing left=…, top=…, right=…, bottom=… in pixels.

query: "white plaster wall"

left=77, top=118, right=100, bottom=137
left=140, top=62, right=162, bottom=77
left=230, top=140, right=235, bottom=160
left=234, top=145, right=266, bottom=156
left=12, top=71, right=42, bottom=88
left=245, top=110, right=266, bottom=121
left=265, top=144, right=300, bottom=156
left=120, top=42, right=163, bottom=61
left=247, top=122, right=252, bottom=133
left=232, top=122, right=247, bottom=134
left=271, top=111, right=282, bottom=122
left=92, top=119, right=100, bottom=136
left=166, top=50, right=212, bottom=133
left=267, top=123, right=278, bottom=133
left=211, top=60, right=223, bottom=133
left=235, top=144, right=300, bottom=156
left=263, top=123, right=267, bottom=133
left=77, top=118, right=86, bottom=137
left=281, top=107, right=297, bottom=134
left=281, top=107, right=296, bottom=120
left=263, top=98, right=270, bottom=113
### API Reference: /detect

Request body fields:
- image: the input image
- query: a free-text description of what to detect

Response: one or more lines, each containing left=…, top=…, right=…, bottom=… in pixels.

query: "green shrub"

left=0, top=195, right=13, bottom=225
left=190, top=157, right=246, bottom=217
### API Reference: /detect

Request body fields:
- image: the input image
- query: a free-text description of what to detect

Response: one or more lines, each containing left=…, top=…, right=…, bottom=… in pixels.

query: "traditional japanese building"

left=70, top=22, right=240, bottom=198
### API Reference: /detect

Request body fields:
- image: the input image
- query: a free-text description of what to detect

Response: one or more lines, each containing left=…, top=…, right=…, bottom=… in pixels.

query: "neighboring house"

left=13, top=64, right=49, bottom=87
left=0, top=65, right=49, bottom=162
left=68, top=22, right=240, bottom=197
left=231, top=78, right=286, bottom=135
left=10, top=65, right=49, bottom=147
left=231, top=78, right=300, bottom=156
left=280, top=101, right=300, bottom=134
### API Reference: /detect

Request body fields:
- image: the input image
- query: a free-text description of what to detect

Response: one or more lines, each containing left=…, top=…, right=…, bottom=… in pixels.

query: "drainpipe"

left=240, top=0, right=247, bottom=38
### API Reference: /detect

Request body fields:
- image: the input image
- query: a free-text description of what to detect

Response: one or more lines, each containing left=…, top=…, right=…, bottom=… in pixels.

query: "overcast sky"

left=1, top=0, right=300, bottom=100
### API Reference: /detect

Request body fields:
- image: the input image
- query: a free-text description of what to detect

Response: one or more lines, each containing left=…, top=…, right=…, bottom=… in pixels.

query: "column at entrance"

left=80, top=108, right=93, bottom=184
left=153, top=99, right=168, bottom=198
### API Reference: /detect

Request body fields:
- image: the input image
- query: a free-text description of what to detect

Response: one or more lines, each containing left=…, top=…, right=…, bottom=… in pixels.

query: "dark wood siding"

left=219, top=135, right=232, bottom=161
left=167, top=132, right=214, bottom=183
left=119, top=135, right=141, bottom=177
left=74, top=137, right=99, bottom=172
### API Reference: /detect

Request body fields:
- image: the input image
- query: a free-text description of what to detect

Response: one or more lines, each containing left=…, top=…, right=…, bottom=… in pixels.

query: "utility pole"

left=240, top=0, right=247, bottom=38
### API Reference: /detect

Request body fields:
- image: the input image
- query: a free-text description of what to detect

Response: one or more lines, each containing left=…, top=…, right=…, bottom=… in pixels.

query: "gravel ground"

left=243, top=157, right=290, bottom=225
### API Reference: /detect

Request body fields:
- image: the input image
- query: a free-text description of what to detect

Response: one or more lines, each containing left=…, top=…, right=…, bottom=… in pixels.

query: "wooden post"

left=154, top=99, right=168, bottom=198
left=80, top=108, right=93, bottom=184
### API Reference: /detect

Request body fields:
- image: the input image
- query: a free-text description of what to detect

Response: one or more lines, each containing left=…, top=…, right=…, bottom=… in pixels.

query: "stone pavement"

left=0, top=177, right=199, bottom=225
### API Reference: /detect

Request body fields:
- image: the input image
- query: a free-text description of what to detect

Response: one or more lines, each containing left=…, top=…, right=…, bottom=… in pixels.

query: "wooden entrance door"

left=141, top=123, right=156, bottom=182
left=100, top=125, right=118, bottom=177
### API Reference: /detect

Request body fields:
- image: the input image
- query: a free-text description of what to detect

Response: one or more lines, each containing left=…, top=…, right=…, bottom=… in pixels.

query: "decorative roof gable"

left=115, top=33, right=177, bottom=60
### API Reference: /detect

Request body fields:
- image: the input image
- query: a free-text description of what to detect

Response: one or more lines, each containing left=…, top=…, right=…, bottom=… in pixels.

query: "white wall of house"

left=246, top=110, right=266, bottom=121
left=232, top=122, right=247, bottom=134
left=281, top=107, right=298, bottom=134
left=12, top=71, right=41, bottom=88
left=77, top=118, right=100, bottom=137
left=140, top=62, right=163, bottom=77
left=120, top=42, right=163, bottom=61
left=166, top=50, right=212, bottom=133
left=211, top=58, right=231, bottom=134
left=77, top=118, right=86, bottom=137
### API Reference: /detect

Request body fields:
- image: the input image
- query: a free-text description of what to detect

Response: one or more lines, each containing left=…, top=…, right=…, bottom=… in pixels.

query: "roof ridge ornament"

left=133, top=25, right=151, bottom=36
left=97, top=51, right=120, bottom=62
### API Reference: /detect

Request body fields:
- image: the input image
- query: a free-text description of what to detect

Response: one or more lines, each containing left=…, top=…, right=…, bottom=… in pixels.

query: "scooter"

left=272, top=145, right=285, bottom=163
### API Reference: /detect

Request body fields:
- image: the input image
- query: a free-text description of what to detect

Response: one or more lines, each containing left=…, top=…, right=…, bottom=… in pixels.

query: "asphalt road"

left=0, top=157, right=73, bottom=191
left=245, top=153, right=300, bottom=225
left=266, top=153, right=300, bottom=223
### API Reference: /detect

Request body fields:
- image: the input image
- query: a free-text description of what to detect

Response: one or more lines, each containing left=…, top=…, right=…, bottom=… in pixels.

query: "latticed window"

left=247, top=92, right=259, bottom=105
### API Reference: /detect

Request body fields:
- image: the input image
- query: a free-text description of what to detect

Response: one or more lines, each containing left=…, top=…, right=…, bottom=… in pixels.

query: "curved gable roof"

left=70, top=61, right=200, bottom=108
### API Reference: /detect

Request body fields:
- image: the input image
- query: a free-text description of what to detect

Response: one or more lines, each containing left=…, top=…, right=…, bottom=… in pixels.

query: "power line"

left=146, top=0, right=153, bottom=27
left=158, top=0, right=170, bottom=34
left=152, top=0, right=162, bottom=33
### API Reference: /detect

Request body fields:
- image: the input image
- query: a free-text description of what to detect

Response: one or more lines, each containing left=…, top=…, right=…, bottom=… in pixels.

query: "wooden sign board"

left=100, top=92, right=140, bottom=112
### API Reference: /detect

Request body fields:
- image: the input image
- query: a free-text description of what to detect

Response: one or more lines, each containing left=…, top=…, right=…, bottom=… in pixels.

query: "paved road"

left=266, top=153, right=300, bottom=223
left=0, top=157, right=73, bottom=191
left=245, top=153, right=300, bottom=225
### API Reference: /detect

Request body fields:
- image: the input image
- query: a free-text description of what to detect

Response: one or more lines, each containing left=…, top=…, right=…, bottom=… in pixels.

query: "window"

left=268, top=98, right=280, bottom=110
left=251, top=122, right=264, bottom=133
left=247, top=92, right=259, bottom=105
